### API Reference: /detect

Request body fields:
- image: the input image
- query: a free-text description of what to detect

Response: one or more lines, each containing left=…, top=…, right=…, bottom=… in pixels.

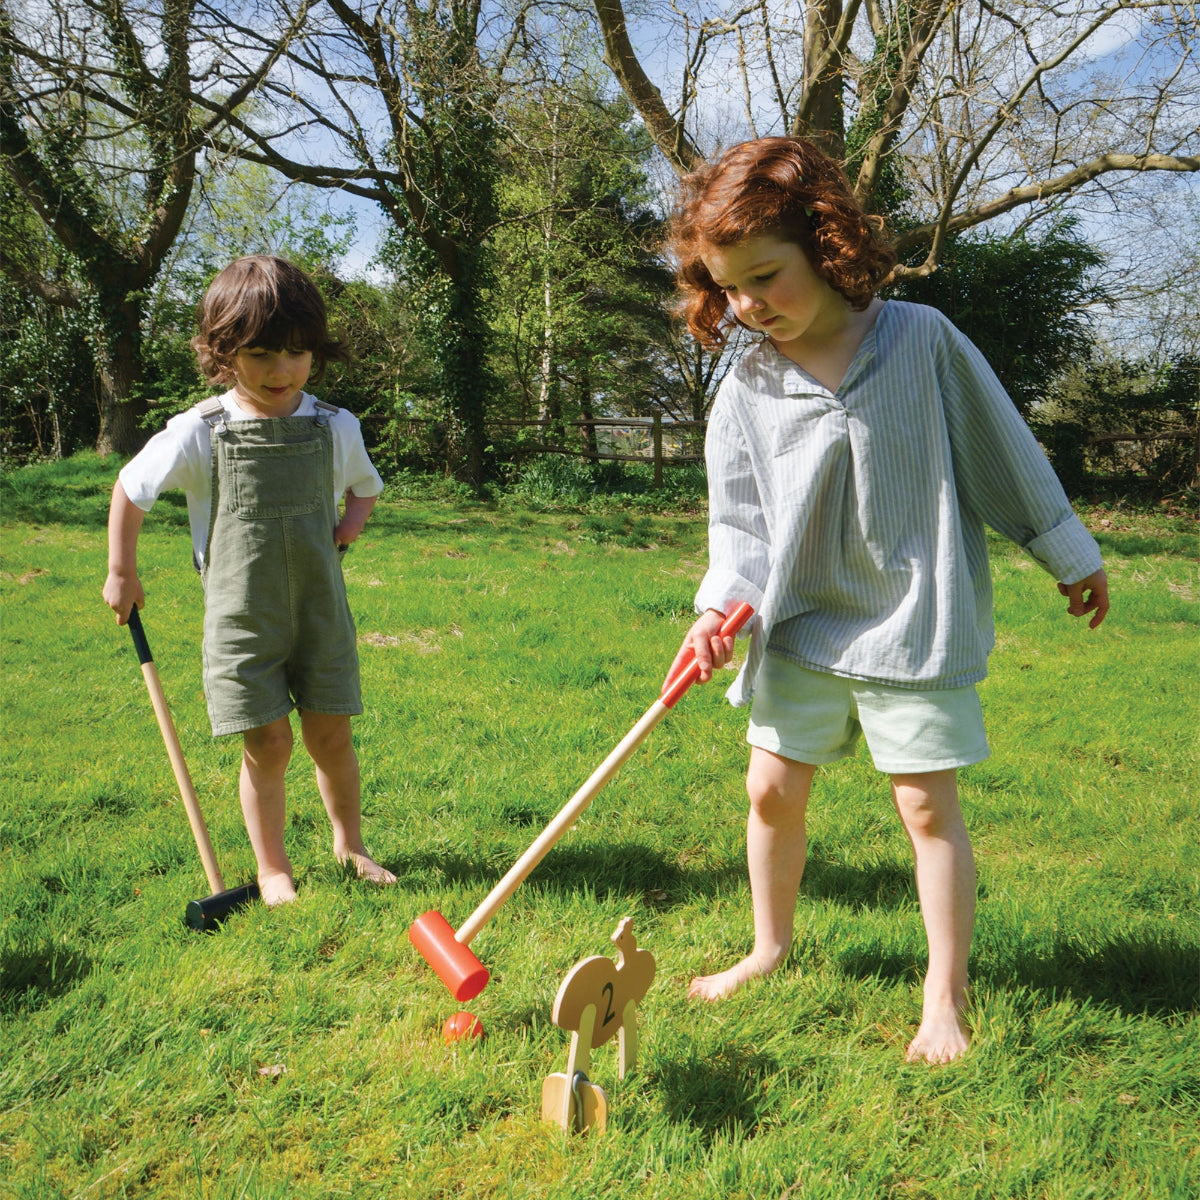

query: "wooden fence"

left=365, top=413, right=706, bottom=487
left=363, top=412, right=1197, bottom=489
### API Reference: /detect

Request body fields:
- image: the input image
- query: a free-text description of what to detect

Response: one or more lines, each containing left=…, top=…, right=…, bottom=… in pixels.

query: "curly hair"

left=668, top=138, right=896, bottom=350
left=191, top=255, right=351, bottom=386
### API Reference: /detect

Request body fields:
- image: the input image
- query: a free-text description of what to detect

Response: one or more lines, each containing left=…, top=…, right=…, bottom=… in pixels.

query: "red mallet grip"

left=659, top=601, right=755, bottom=709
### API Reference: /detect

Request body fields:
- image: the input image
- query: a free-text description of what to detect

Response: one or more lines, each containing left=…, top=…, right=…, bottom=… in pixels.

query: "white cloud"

left=1079, top=7, right=1148, bottom=61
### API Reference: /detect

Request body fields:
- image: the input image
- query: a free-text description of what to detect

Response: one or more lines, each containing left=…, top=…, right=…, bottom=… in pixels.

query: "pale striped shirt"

left=695, top=301, right=1103, bottom=705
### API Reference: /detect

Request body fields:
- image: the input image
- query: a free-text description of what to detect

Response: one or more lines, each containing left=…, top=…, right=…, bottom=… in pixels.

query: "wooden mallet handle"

left=454, top=602, right=754, bottom=946
left=127, top=607, right=226, bottom=896
left=410, top=603, right=754, bottom=1001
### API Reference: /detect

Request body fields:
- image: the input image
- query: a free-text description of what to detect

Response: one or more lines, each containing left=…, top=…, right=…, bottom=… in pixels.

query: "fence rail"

left=364, top=411, right=1197, bottom=489
left=366, top=413, right=706, bottom=486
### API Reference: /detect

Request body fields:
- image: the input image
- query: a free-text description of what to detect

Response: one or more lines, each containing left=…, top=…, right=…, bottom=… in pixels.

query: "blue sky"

left=322, top=4, right=1196, bottom=353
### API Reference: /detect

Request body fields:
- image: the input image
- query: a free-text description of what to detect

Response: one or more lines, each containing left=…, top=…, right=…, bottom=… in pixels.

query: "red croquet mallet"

left=408, top=602, right=755, bottom=1001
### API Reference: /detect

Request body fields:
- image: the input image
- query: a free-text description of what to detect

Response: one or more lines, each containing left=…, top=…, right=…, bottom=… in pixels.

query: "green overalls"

left=198, top=398, right=362, bottom=737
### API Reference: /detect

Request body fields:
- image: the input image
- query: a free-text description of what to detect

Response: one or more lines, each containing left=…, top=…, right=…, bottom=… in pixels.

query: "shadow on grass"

left=0, top=940, right=94, bottom=1016
left=986, top=933, right=1199, bottom=1018
left=649, top=1045, right=780, bottom=1143
left=390, top=840, right=916, bottom=909
left=832, top=928, right=1197, bottom=1021
left=801, top=852, right=916, bottom=910
left=1092, top=529, right=1197, bottom=559
left=386, top=841, right=718, bottom=900
left=394, top=840, right=1196, bottom=1019
left=0, top=475, right=190, bottom=528
left=366, top=504, right=498, bottom=538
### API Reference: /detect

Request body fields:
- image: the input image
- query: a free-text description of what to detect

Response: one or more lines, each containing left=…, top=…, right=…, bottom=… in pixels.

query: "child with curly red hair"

left=665, top=138, right=1108, bottom=1063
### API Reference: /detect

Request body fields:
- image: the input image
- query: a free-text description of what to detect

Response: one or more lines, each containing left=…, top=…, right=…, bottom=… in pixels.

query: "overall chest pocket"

left=222, top=440, right=324, bottom=519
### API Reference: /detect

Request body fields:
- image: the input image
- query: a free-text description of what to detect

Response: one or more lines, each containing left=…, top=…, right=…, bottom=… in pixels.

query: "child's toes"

left=342, top=852, right=396, bottom=885
left=906, top=1012, right=970, bottom=1064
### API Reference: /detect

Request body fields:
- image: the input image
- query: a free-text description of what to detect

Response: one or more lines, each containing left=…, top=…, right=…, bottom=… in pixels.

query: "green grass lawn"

left=2, top=455, right=1197, bottom=1198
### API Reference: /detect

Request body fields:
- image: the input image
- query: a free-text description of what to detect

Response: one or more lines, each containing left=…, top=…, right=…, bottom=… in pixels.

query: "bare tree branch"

left=593, top=0, right=701, bottom=172
left=893, top=151, right=1200, bottom=273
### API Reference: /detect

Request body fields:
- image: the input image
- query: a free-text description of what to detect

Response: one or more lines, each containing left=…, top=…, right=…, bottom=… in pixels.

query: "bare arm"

left=334, top=490, right=377, bottom=547
left=102, top=480, right=146, bottom=623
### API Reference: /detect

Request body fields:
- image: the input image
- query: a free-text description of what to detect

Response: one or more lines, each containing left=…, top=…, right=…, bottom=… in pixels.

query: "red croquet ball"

left=442, top=1011, right=484, bottom=1044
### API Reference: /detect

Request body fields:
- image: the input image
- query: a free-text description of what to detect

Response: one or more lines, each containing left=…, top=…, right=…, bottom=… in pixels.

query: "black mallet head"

left=185, top=883, right=261, bottom=932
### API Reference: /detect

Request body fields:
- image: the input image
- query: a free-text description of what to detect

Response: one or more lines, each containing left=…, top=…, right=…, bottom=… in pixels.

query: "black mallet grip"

left=126, top=605, right=154, bottom=665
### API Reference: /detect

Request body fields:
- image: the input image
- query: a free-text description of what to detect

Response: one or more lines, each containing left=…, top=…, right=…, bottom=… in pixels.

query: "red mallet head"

left=409, top=910, right=490, bottom=1001
left=442, top=1011, right=485, bottom=1044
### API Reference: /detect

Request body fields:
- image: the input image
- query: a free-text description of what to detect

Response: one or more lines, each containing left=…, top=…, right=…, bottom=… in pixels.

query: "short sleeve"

left=332, top=410, right=384, bottom=499
left=118, top=410, right=211, bottom=511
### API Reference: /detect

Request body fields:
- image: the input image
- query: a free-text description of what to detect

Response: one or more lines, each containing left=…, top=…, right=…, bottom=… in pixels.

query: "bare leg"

left=299, top=710, right=396, bottom=885
left=240, top=717, right=297, bottom=905
left=689, top=749, right=815, bottom=1001
left=891, top=769, right=975, bottom=1063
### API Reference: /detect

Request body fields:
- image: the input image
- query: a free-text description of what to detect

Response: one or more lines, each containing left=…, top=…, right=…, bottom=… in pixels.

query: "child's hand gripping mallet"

left=125, top=607, right=260, bottom=930
left=408, top=602, right=755, bottom=1001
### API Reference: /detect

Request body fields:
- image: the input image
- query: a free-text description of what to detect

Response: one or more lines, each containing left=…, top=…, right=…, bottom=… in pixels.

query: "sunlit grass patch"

left=2, top=455, right=1196, bottom=1198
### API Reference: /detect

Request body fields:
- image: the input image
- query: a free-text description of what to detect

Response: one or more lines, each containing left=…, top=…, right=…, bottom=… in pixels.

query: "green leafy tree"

left=377, top=93, right=499, bottom=487
left=0, top=0, right=304, bottom=454
left=492, top=80, right=681, bottom=451
left=200, top=0, right=515, bottom=490
left=1040, top=355, right=1198, bottom=492
left=888, top=218, right=1108, bottom=416
left=0, top=177, right=96, bottom=460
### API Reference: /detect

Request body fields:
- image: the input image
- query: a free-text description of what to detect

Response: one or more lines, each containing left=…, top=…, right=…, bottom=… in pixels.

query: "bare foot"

left=688, top=951, right=781, bottom=1001
left=905, top=1003, right=971, bottom=1064
left=340, top=850, right=397, bottom=886
left=259, top=870, right=297, bottom=907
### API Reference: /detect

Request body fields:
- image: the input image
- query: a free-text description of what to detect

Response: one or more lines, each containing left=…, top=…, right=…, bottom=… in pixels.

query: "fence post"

left=652, top=413, right=663, bottom=489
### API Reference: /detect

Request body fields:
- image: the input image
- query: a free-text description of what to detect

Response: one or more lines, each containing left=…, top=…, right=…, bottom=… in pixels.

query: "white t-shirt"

left=119, top=391, right=384, bottom=568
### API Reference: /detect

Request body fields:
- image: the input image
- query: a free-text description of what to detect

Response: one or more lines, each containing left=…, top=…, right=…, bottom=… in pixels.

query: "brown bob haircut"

left=669, top=137, right=896, bottom=350
left=191, top=255, right=350, bottom=386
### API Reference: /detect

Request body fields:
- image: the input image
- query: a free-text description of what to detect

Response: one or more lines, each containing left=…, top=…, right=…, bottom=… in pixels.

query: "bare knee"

left=243, top=720, right=294, bottom=773
left=891, top=771, right=966, bottom=841
left=300, top=713, right=354, bottom=763
left=746, top=750, right=814, bottom=825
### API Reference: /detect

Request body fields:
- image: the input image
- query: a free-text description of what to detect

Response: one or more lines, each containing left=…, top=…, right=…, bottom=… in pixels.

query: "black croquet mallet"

left=125, top=606, right=259, bottom=930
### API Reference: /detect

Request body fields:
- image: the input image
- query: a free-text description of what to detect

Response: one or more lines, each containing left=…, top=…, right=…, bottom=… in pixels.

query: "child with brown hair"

left=664, top=138, right=1108, bottom=1062
left=103, top=255, right=395, bottom=906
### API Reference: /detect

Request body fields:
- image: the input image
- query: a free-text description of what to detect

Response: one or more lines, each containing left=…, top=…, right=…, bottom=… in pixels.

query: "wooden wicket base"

left=541, top=918, right=656, bottom=1135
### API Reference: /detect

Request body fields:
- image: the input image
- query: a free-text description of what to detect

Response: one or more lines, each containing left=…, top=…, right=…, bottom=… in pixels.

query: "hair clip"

left=805, top=207, right=815, bottom=218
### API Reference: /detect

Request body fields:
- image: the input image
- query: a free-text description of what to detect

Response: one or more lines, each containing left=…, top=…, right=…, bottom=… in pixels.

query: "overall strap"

left=313, top=399, right=339, bottom=427
left=196, top=396, right=228, bottom=434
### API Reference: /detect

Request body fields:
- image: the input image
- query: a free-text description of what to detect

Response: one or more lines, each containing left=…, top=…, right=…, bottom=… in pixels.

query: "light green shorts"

left=747, top=653, right=990, bottom=774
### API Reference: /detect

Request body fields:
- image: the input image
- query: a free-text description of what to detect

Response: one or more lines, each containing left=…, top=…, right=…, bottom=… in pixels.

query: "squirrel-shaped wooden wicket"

left=541, top=918, right=656, bottom=1134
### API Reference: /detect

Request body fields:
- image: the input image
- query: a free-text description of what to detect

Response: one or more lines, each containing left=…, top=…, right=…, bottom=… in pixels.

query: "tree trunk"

left=433, top=266, right=490, bottom=493
left=94, top=300, right=148, bottom=457
left=537, top=212, right=561, bottom=435
left=592, top=0, right=700, bottom=174
left=578, top=366, right=598, bottom=457
left=795, top=0, right=846, bottom=157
